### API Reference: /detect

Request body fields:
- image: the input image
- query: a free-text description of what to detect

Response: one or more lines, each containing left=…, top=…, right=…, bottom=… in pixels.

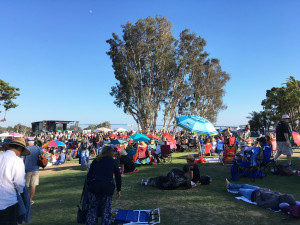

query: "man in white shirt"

left=0, top=137, right=30, bottom=225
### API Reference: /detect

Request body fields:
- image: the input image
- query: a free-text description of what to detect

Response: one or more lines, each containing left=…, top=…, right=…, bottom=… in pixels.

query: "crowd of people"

left=0, top=113, right=298, bottom=224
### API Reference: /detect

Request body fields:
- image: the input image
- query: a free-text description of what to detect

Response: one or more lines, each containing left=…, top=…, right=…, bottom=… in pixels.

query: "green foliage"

left=13, top=123, right=32, bottom=136
left=247, top=111, right=274, bottom=133
left=68, top=125, right=82, bottom=132
left=107, top=16, right=230, bottom=132
left=7, top=126, right=14, bottom=133
left=84, top=121, right=111, bottom=130
left=0, top=79, right=20, bottom=122
left=262, top=76, right=300, bottom=132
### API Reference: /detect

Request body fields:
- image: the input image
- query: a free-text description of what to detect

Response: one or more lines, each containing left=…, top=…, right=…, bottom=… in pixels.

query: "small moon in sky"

left=89, top=10, right=93, bottom=14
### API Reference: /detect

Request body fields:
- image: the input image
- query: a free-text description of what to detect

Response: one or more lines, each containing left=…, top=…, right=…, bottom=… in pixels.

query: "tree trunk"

left=0, top=110, right=7, bottom=122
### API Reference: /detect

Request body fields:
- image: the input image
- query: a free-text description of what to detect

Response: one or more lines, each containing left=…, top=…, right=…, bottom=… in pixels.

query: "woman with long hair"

left=86, top=146, right=121, bottom=225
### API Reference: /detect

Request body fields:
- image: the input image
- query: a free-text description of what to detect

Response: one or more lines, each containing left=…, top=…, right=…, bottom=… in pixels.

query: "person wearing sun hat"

left=0, top=137, right=30, bottom=224
left=274, top=114, right=293, bottom=167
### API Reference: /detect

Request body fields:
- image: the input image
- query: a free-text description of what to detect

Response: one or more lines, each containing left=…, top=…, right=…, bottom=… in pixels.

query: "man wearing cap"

left=0, top=137, right=30, bottom=225
left=23, top=137, right=41, bottom=205
left=274, top=114, right=293, bottom=166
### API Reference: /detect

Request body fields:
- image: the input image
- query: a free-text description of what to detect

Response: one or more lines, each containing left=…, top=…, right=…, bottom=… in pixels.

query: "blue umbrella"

left=109, top=139, right=127, bottom=145
left=130, top=133, right=150, bottom=142
left=176, top=115, right=218, bottom=136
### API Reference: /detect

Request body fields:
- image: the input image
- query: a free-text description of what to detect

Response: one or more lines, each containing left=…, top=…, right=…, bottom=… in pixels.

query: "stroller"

left=111, top=208, right=160, bottom=224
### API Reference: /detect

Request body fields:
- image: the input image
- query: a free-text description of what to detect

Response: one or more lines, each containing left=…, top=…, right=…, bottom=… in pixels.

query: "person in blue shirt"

left=55, top=150, right=66, bottom=165
left=23, top=137, right=41, bottom=205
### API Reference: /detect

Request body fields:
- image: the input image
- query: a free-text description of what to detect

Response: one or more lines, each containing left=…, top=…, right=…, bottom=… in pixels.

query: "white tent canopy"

left=0, top=133, right=10, bottom=137
left=95, top=127, right=112, bottom=132
left=116, top=128, right=127, bottom=132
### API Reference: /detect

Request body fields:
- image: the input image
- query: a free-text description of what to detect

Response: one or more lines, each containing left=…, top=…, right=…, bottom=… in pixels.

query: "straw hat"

left=120, top=150, right=128, bottom=156
left=3, top=137, right=31, bottom=156
left=138, top=141, right=147, bottom=148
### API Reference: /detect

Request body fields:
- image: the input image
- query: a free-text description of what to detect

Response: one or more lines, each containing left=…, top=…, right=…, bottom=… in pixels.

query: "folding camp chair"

left=258, top=145, right=275, bottom=175
left=160, top=145, right=172, bottom=163
left=238, top=147, right=264, bottom=181
left=134, top=147, right=151, bottom=165
left=111, top=208, right=160, bottom=224
left=222, top=145, right=236, bottom=165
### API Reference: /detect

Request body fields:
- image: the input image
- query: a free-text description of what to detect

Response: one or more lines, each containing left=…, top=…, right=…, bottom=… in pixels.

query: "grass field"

left=30, top=149, right=300, bottom=225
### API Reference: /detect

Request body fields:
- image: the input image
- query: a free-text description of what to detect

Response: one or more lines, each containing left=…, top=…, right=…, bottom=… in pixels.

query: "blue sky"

left=0, top=0, right=299, bottom=130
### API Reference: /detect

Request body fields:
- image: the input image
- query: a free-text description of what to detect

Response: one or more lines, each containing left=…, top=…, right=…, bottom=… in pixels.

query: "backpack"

left=37, top=155, right=48, bottom=168
left=200, top=176, right=211, bottom=185
left=81, top=140, right=88, bottom=150
left=275, top=164, right=293, bottom=176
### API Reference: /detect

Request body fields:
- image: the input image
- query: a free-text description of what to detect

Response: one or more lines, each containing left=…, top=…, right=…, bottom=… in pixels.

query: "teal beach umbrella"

left=176, top=115, right=218, bottom=136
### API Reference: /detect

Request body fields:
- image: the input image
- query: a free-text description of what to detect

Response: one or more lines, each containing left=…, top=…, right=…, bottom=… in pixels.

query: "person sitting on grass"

left=119, top=150, right=136, bottom=174
left=225, top=178, right=298, bottom=209
left=184, top=155, right=201, bottom=187
left=54, top=150, right=66, bottom=165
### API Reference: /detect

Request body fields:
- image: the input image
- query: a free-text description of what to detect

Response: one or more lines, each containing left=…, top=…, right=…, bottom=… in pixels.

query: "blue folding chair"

left=111, top=208, right=160, bottom=224
left=238, top=147, right=265, bottom=181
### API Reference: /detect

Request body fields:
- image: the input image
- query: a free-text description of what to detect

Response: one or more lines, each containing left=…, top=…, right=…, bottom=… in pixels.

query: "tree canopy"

left=0, top=80, right=20, bottom=122
left=107, top=16, right=230, bottom=133
left=261, top=76, right=300, bottom=132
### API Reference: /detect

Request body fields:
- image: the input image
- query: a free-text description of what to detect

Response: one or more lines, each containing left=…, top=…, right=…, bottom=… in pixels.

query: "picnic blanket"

left=204, top=157, right=220, bottom=163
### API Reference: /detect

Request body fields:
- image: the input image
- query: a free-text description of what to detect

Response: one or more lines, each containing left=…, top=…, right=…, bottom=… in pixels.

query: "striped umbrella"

left=176, top=115, right=218, bottom=136
left=42, top=140, right=66, bottom=148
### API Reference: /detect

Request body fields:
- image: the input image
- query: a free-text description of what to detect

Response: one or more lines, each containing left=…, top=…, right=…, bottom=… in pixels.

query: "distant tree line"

left=248, top=76, right=300, bottom=133
left=0, top=124, right=31, bottom=136
left=107, top=16, right=230, bottom=133
left=84, top=121, right=111, bottom=131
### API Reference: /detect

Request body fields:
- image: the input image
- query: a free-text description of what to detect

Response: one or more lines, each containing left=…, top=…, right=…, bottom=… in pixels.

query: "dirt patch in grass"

left=39, top=162, right=83, bottom=176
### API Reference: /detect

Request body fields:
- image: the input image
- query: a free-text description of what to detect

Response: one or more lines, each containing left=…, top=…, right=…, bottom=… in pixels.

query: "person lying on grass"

left=225, top=178, right=299, bottom=209
left=141, top=155, right=211, bottom=190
